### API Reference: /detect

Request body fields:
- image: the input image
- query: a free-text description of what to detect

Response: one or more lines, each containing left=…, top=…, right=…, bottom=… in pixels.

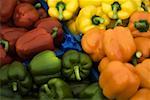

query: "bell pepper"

left=103, top=26, right=136, bottom=62
left=47, top=0, right=79, bottom=21
left=135, top=59, right=150, bottom=89
left=39, top=78, right=73, bottom=100
left=81, top=27, right=105, bottom=62
left=79, top=0, right=101, bottom=8
left=29, top=50, right=61, bottom=85
left=128, top=11, right=150, bottom=38
left=37, top=8, right=48, bottom=19
left=0, top=61, right=33, bottom=95
left=98, top=57, right=110, bottom=73
left=0, top=0, right=17, bottom=23
left=20, top=0, right=35, bottom=4
left=79, top=83, right=107, bottom=100
left=13, top=3, right=39, bottom=27
left=101, top=0, right=140, bottom=20
left=76, top=6, right=110, bottom=34
left=1, top=27, right=27, bottom=53
left=16, top=28, right=54, bottom=59
left=62, top=50, right=92, bottom=81
left=35, top=17, right=64, bottom=47
left=130, top=88, right=150, bottom=100
left=99, top=61, right=140, bottom=100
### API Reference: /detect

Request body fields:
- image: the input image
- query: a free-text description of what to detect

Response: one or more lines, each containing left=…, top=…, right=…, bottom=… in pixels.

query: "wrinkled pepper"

left=79, top=0, right=101, bottom=8
left=39, top=78, right=73, bottom=100
left=29, top=50, right=61, bottom=85
left=135, top=59, right=150, bottom=89
left=62, top=50, right=92, bottom=81
left=79, top=83, right=107, bottom=100
left=81, top=27, right=105, bottom=62
left=35, top=17, right=64, bottom=47
left=103, top=26, right=136, bottom=62
left=47, top=0, right=79, bottom=21
left=99, top=61, right=140, bottom=100
left=130, top=88, right=150, bottom=100
left=128, top=11, right=150, bottom=38
left=98, top=57, right=110, bottom=73
left=16, top=28, right=54, bottom=59
left=76, top=6, right=110, bottom=34
left=101, top=0, right=140, bottom=19
left=0, top=61, right=32, bottom=95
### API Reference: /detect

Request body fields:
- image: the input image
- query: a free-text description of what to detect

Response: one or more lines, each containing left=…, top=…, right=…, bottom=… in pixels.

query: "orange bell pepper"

left=81, top=27, right=105, bottom=62
left=130, top=88, right=150, bottom=100
left=135, top=59, right=150, bottom=89
left=99, top=61, right=140, bottom=100
left=103, top=26, right=136, bottom=62
left=98, top=57, right=110, bottom=72
left=128, top=11, right=150, bottom=38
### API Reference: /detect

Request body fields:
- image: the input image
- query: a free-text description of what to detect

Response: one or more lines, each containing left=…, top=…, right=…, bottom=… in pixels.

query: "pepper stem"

left=74, top=66, right=81, bottom=81
left=52, top=27, right=58, bottom=38
left=12, top=82, right=17, bottom=92
left=44, top=84, right=52, bottom=96
left=134, top=20, right=149, bottom=32
left=0, top=39, right=9, bottom=52
left=35, top=3, right=41, bottom=9
left=92, top=15, right=105, bottom=25
left=56, top=2, right=66, bottom=20
left=114, top=19, right=122, bottom=27
left=131, top=51, right=142, bottom=65
left=136, top=51, right=142, bottom=58
left=112, top=2, right=121, bottom=19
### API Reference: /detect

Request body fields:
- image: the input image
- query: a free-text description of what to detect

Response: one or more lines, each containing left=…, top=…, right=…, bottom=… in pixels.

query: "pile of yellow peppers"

left=46, top=0, right=150, bottom=100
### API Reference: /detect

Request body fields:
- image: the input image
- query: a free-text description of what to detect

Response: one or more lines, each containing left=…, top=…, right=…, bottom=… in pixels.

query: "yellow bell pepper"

left=47, top=0, right=79, bottom=21
left=101, top=0, right=141, bottom=19
left=76, top=6, right=110, bottom=34
left=79, top=0, right=101, bottom=8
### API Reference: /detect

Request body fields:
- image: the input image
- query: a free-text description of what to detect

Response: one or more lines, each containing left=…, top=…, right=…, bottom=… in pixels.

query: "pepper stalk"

left=134, top=20, right=149, bottom=32
left=56, top=2, right=66, bottom=20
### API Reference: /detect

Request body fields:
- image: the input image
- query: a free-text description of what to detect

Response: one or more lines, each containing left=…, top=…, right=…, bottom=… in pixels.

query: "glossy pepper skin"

left=76, top=6, right=110, bottom=34
left=99, top=61, right=140, bottom=100
left=13, top=3, right=39, bottom=28
left=0, top=27, right=27, bottom=53
left=81, top=27, right=105, bottom=62
left=101, top=0, right=140, bottom=19
left=47, top=0, right=79, bottom=21
left=135, top=59, right=150, bottom=89
left=35, top=17, right=64, bottom=47
left=130, top=88, right=150, bottom=100
left=0, top=0, right=17, bottom=23
left=128, top=11, right=150, bottom=38
left=62, top=50, right=92, bottom=81
left=29, top=50, right=61, bottom=85
left=79, top=83, right=107, bottom=100
left=103, top=26, right=136, bottom=62
left=16, top=28, right=54, bottom=59
left=0, top=61, right=32, bottom=95
left=79, top=0, right=101, bottom=8
left=39, top=78, right=73, bottom=100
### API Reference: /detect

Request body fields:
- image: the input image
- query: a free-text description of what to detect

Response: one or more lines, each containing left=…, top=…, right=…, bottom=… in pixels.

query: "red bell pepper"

left=16, top=28, right=54, bottom=59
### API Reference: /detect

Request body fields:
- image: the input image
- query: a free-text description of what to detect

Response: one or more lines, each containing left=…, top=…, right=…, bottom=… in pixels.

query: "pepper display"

left=62, top=50, right=92, bottom=81
left=101, top=0, right=140, bottom=19
left=47, top=0, right=79, bottom=21
left=16, top=28, right=54, bottom=59
left=0, top=61, right=33, bottom=95
left=39, top=78, right=73, bottom=100
left=76, top=6, right=110, bottom=34
left=29, top=50, right=61, bottom=85
left=128, top=11, right=150, bottom=38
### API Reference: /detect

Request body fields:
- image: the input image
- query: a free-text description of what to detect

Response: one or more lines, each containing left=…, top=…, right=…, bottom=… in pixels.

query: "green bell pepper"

left=0, top=61, right=33, bottom=95
left=29, top=50, right=61, bottom=85
left=62, top=50, right=92, bottom=81
left=79, top=83, right=107, bottom=100
left=39, top=78, right=73, bottom=100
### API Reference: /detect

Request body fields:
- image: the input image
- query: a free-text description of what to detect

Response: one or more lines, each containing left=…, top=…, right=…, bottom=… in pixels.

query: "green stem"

left=52, top=27, right=58, bottom=38
left=35, top=3, right=41, bottom=9
left=12, top=82, right=17, bottom=92
left=74, top=66, right=81, bottom=81
left=56, top=2, right=66, bottom=20
left=134, top=20, right=149, bottom=32
left=136, top=51, right=142, bottom=58
left=112, top=2, right=121, bottom=19
left=132, top=57, right=138, bottom=66
left=92, top=16, right=105, bottom=25
left=114, top=19, right=122, bottom=27
left=0, top=39, right=9, bottom=52
left=44, top=84, right=52, bottom=97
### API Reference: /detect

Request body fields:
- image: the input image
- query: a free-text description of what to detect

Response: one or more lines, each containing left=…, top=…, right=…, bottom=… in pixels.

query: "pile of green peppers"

left=0, top=50, right=106, bottom=100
